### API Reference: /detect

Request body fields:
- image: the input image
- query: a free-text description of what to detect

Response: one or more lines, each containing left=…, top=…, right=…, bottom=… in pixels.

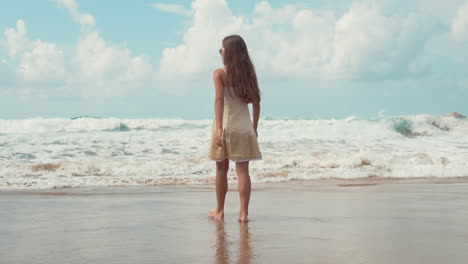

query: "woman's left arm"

left=213, top=69, right=225, bottom=146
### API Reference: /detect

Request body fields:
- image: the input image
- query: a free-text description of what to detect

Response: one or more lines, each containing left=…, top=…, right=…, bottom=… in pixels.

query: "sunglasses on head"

left=218, top=48, right=224, bottom=54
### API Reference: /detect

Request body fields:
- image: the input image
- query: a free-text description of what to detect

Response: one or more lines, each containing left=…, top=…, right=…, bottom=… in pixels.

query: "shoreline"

left=2, top=176, right=468, bottom=195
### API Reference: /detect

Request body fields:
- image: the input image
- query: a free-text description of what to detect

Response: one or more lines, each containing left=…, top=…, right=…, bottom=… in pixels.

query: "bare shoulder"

left=213, top=68, right=225, bottom=79
left=213, top=68, right=227, bottom=85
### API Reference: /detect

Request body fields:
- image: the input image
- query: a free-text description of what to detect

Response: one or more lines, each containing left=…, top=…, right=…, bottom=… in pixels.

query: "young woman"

left=208, top=35, right=262, bottom=223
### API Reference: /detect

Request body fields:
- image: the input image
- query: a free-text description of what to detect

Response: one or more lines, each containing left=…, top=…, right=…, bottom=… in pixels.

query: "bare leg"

left=209, top=158, right=229, bottom=220
left=236, top=161, right=251, bottom=222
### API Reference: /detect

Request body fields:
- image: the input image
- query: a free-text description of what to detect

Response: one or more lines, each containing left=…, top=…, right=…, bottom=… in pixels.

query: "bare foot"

left=208, top=210, right=224, bottom=220
left=238, top=212, right=249, bottom=222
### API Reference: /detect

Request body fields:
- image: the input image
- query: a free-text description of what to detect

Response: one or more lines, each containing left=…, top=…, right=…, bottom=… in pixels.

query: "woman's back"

left=221, top=68, right=254, bottom=131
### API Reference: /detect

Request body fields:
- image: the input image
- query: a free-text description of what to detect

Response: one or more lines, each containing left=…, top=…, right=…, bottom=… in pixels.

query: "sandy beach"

left=1, top=177, right=468, bottom=264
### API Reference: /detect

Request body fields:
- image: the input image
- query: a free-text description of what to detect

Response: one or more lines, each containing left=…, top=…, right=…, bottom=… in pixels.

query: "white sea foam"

left=0, top=115, right=467, bottom=189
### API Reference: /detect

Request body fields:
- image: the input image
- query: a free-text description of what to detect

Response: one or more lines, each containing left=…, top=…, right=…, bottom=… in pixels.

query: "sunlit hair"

left=222, top=35, right=261, bottom=104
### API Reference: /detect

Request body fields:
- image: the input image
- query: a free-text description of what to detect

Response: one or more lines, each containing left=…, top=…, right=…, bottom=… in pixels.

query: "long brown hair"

left=222, top=35, right=261, bottom=104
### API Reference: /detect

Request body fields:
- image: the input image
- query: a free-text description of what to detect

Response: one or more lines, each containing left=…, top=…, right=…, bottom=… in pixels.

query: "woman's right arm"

left=252, top=102, right=260, bottom=137
left=213, top=69, right=225, bottom=131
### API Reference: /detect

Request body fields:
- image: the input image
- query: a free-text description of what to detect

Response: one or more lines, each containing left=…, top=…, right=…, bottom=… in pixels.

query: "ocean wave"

left=1, top=115, right=467, bottom=189
left=0, top=115, right=466, bottom=136
left=388, top=115, right=467, bottom=137
left=0, top=117, right=212, bottom=134
left=1, top=150, right=467, bottom=190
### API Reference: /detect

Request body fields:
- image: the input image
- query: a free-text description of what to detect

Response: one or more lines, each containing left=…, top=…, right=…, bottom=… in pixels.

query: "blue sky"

left=1, top=0, right=468, bottom=119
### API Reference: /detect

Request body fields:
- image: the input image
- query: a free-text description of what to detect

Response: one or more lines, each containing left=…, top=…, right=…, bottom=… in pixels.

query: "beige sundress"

left=208, top=68, right=262, bottom=162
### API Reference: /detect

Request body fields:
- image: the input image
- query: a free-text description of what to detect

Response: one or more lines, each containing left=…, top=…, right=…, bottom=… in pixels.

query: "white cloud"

left=75, top=31, right=152, bottom=97
left=71, top=30, right=153, bottom=98
left=3, top=19, right=67, bottom=83
left=158, top=0, right=243, bottom=80
left=3, top=20, right=29, bottom=57
left=157, top=0, right=446, bottom=81
left=20, top=40, right=66, bottom=81
left=326, top=4, right=434, bottom=78
left=54, top=0, right=153, bottom=88
left=0, top=0, right=154, bottom=97
left=52, top=0, right=95, bottom=30
left=149, top=3, right=193, bottom=16
left=452, top=2, right=468, bottom=41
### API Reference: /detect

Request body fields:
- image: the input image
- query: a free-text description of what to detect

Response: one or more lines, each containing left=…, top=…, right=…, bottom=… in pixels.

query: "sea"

left=0, top=114, right=467, bottom=189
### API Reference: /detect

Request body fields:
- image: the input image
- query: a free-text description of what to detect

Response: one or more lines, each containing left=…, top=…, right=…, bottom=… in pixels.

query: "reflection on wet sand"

left=213, top=220, right=252, bottom=264
left=238, top=222, right=252, bottom=264
left=214, top=220, right=230, bottom=264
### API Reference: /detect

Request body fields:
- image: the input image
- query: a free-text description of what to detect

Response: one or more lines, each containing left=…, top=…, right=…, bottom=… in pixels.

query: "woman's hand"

left=215, top=128, right=224, bottom=147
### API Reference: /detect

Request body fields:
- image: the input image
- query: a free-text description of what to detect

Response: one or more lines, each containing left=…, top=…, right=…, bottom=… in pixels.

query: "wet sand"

left=1, top=177, right=468, bottom=263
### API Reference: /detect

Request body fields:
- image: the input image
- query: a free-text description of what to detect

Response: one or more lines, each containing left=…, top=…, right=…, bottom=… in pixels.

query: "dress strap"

left=222, top=67, right=227, bottom=74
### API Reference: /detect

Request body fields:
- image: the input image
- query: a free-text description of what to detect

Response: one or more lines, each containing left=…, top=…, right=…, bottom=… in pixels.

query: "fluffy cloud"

left=77, top=31, right=151, bottom=81
left=3, top=20, right=29, bottom=57
left=326, top=4, right=434, bottom=78
left=20, top=40, right=66, bottom=82
left=149, top=3, right=193, bottom=16
left=158, top=0, right=461, bottom=81
left=75, top=31, right=152, bottom=97
left=3, top=19, right=67, bottom=83
left=53, top=0, right=95, bottom=30
left=53, top=0, right=152, bottom=85
left=1, top=0, right=153, bottom=97
left=158, top=0, right=242, bottom=80
left=452, top=2, right=468, bottom=41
